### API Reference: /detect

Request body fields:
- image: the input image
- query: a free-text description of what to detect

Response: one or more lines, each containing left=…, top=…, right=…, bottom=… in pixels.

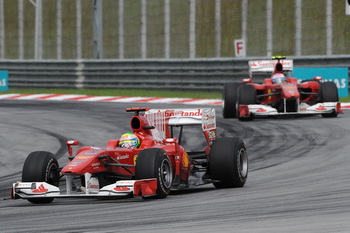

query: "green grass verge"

left=1, top=89, right=222, bottom=99
left=340, top=96, right=350, bottom=102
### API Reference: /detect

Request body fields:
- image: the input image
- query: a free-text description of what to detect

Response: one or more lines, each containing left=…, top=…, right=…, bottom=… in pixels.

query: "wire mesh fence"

left=0, top=0, right=350, bottom=60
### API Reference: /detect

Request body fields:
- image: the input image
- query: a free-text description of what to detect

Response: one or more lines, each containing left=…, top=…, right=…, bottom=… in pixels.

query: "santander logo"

left=165, top=109, right=202, bottom=117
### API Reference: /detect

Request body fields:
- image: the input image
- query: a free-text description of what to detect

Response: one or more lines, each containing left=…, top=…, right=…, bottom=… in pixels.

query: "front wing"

left=12, top=179, right=158, bottom=200
left=238, top=102, right=342, bottom=118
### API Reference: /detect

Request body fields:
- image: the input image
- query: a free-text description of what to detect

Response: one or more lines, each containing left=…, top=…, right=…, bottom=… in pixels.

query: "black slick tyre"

left=237, top=84, right=256, bottom=121
left=22, top=151, right=60, bottom=204
left=222, top=83, right=241, bottom=118
left=319, top=82, right=339, bottom=118
left=210, top=138, right=248, bottom=188
left=135, top=148, right=173, bottom=198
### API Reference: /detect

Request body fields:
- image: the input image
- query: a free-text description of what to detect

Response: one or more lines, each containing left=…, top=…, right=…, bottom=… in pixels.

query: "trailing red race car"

left=222, top=57, right=342, bottom=120
left=12, top=107, right=248, bottom=203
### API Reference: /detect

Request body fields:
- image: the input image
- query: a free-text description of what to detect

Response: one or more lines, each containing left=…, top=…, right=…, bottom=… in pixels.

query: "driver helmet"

left=119, top=133, right=140, bottom=149
left=271, top=73, right=286, bottom=84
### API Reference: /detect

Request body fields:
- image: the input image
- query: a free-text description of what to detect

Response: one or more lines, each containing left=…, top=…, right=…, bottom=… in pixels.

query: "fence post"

left=18, top=0, right=24, bottom=59
left=76, top=0, right=82, bottom=59
left=189, top=0, right=196, bottom=58
left=295, top=0, right=302, bottom=56
left=266, top=0, right=273, bottom=57
left=141, top=0, right=147, bottom=58
left=33, top=0, right=43, bottom=60
left=326, top=0, right=333, bottom=56
left=119, top=0, right=124, bottom=59
left=57, top=0, right=62, bottom=59
left=215, top=0, right=221, bottom=57
left=93, top=0, right=103, bottom=59
left=241, top=0, right=248, bottom=54
left=164, top=0, right=170, bottom=59
left=0, top=0, right=3, bottom=59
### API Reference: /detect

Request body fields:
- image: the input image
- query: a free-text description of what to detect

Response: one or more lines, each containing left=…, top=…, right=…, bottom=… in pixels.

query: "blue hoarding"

left=293, top=67, right=348, bottom=97
left=0, top=70, right=8, bottom=91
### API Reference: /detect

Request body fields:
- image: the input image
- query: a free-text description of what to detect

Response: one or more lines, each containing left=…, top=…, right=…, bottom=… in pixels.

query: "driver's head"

left=272, top=73, right=286, bottom=84
left=119, top=133, right=140, bottom=149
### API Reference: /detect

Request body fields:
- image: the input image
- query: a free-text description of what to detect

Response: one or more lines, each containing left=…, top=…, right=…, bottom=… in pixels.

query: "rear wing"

left=248, top=59, right=293, bottom=76
left=145, top=108, right=216, bottom=140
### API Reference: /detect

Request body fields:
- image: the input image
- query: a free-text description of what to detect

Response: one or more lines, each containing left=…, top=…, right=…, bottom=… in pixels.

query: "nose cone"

left=61, top=149, right=104, bottom=175
left=281, top=84, right=300, bottom=98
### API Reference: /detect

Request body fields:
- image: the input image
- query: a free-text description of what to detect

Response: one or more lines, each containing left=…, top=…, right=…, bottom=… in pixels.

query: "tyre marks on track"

left=216, top=116, right=348, bottom=172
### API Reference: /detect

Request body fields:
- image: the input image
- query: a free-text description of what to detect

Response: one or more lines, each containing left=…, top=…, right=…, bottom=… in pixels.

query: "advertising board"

left=0, top=71, right=8, bottom=91
left=293, top=68, right=348, bottom=97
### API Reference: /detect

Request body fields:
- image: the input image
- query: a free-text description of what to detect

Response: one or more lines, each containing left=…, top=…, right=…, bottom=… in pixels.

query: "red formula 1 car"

left=222, top=57, right=342, bottom=120
left=12, top=107, right=248, bottom=203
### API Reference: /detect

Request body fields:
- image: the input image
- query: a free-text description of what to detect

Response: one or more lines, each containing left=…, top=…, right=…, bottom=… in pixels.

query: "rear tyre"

left=135, top=148, right=173, bottom=198
left=237, top=84, right=256, bottom=121
left=22, top=151, right=60, bottom=204
left=210, top=138, right=248, bottom=188
left=222, top=83, right=241, bottom=118
left=319, top=82, right=339, bottom=118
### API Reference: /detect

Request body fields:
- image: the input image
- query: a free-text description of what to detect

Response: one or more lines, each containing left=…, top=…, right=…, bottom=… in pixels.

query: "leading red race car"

left=222, top=56, right=342, bottom=120
left=12, top=107, right=248, bottom=203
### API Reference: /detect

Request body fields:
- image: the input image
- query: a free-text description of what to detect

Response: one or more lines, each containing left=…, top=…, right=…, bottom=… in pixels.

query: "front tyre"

left=210, top=138, right=248, bottom=188
left=237, top=84, right=256, bottom=121
left=222, top=83, right=241, bottom=118
left=135, top=148, right=173, bottom=198
left=22, top=151, right=60, bottom=204
left=319, top=82, right=339, bottom=118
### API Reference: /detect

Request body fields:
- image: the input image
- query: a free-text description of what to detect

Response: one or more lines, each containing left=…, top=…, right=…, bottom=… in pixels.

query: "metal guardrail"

left=0, top=56, right=349, bottom=91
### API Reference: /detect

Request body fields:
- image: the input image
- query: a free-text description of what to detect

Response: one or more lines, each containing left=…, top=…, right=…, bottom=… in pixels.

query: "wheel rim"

left=236, top=101, right=240, bottom=118
left=237, top=148, right=248, bottom=178
left=47, top=163, right=59, bottom=186
left=160, top=159, right=172, bottom=188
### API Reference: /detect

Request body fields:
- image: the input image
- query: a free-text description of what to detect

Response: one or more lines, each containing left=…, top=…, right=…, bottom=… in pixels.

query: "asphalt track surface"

left=0, top=100, right=349, bottom=233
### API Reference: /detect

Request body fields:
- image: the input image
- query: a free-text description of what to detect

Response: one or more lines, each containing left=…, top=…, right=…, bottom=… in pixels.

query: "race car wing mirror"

left=143, top=125, right=155, bottom=130
left=313, top=76, right=322, bottom=81
left=66, top=140, right=79, bottom=158
left=126, top=107, right=149, bottom=116
left=242, top=77, right=252, bottom=83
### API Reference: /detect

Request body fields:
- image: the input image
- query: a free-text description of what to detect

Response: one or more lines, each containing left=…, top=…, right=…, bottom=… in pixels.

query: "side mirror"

left=66, top=140, right=79, bottom=146
left=313, top=76, right=322, bottom=81
left=66, top=140, right=79, bottom=158
left=242, top=77, right=252, bottom=83
left=163, top=138, right=178, bottom=144
left=163, top=138, right=179, bottom=152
